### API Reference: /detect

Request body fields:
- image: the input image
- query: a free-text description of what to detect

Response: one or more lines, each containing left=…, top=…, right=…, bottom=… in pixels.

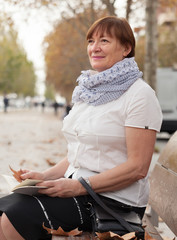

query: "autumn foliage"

left=44, top=16, right=89, bottom=102
left=42, top=224, right=158, bottom=240
left=9, top=166, right=23, bottom=183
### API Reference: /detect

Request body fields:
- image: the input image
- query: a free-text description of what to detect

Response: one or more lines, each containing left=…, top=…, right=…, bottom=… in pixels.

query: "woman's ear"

left=123, top=44, right=132, bottom=57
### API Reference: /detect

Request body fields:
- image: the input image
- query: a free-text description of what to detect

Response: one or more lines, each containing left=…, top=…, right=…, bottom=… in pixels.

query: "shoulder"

left=128, top=78, right=155, bottom=95
left=129, top=78, right=160, bottom=103
left=125, top=78, right=158, bottom=106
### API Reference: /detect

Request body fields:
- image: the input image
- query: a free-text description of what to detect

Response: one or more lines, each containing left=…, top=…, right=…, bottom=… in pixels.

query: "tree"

left=44, top=14, right=91, bottom=102
left=144, top=0, right=177, bottom=90
left=135, top=36, right=145, bottom=72
left=45, top=83, right=55, bottom=100
left=0, top=17, right=36, bottom=96
left=126, top=0, right=133, bottom=20
left=101, top=0, right=116, bottom=15
left=144, top=0, right=158, bottom=91
left=158, top=0, right=177, bottom=67
left=158, top=24, right=177, bottom=67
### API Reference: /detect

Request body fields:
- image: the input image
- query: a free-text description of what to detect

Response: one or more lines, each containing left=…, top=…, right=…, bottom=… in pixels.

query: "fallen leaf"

left=53, top=153, right=60, bottom=156
left=122, top=232, right=136, bottom=240
left=144, top=232, right=157, bottom=240
left=48, top=138, right=56, bottom=143
left=46, top=158, right=56, bottom=166
left=42, top=138, right=56, bottom=144
left=36, top=146, right=46, bottom=150
left=20, top=159, right=26, bottom=166
left=42, top=223, right=83, bottom=236
left=95, top=231, right=139, bottom=240
left=9, top=165, right=23, bottom=182
left=96, top=232, right=124, bottom=240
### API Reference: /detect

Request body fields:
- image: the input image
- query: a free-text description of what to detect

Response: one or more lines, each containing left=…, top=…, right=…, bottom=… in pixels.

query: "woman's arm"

left=82, top=127, right=156, bottom=193
left=21, top=156, right=69, bottom=181
left=37, top=127, right=157, bottom=198
left=42, top=156, right=69, bottom=180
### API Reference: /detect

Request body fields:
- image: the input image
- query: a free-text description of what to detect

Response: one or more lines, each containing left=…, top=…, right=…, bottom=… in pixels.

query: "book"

left=1, top=174, right=47, bottom=196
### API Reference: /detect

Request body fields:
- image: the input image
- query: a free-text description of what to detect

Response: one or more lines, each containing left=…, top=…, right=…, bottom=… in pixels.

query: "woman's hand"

left=21, top=170, right=45, bottom=181
left=19, top=157, right=69, bottom=183
left=37, top=178, right=83, bottom=198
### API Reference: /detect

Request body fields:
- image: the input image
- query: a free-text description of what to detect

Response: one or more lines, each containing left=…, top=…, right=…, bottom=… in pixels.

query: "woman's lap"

left=0, top=193, right=145, bottom=240
left=0, top=193, right=92, bottom=240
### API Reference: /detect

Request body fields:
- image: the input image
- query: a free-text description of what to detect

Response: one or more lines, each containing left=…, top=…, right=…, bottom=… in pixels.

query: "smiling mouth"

left=92, top=56, right=104, bottom=59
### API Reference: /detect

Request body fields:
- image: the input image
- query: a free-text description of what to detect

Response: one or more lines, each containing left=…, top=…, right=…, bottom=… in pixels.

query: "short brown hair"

left=86, top=16, right=135, bottom=57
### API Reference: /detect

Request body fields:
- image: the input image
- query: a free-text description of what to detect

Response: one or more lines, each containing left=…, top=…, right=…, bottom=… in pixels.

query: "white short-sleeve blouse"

left=62, top=79, right=162, bottom=207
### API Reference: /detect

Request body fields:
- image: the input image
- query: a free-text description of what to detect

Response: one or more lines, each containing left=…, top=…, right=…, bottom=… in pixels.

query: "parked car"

left=157, top=68, right=177, bottom=134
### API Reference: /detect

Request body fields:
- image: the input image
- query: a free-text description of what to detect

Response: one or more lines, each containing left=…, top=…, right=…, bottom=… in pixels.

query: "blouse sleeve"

left=125, top=85, right=163, bottom=132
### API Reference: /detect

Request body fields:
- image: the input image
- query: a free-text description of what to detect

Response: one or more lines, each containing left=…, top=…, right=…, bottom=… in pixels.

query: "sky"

left=1, top=0, right=144, bottom=96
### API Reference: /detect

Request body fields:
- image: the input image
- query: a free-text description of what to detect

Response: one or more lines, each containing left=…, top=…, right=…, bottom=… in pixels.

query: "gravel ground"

left=0, top=108, right=67, bottom=193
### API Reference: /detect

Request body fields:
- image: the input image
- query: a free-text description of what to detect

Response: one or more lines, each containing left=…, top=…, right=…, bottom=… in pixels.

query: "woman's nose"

left=91, top=42, right=101, bottom=51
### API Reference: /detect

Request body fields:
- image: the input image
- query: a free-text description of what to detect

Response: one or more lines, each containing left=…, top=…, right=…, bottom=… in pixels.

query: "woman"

left=0, top=16, right=162, bottom=240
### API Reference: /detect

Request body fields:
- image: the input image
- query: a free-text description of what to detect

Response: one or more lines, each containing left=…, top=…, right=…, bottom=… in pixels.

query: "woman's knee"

left=1, top=213, right=24, bottom=240
left=0, top=215, right=7, bottom=240
left=1, top=213, right=11, bottom=231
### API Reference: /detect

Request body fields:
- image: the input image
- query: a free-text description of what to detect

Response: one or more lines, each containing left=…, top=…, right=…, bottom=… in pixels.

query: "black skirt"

left=0, top=193, right=145, bottom=240
left=0, top=193, right=92, bottom=240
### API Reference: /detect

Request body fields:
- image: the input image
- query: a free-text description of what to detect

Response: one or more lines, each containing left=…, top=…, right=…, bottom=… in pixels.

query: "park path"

left=0, top=108, right=67, bottom=194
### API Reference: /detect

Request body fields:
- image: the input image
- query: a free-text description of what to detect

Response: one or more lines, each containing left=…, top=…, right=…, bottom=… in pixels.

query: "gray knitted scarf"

left=72, top=57, right=143, bottom=106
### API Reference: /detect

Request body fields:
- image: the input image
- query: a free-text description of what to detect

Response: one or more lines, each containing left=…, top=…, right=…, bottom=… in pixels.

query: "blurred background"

left=0, top=0, right=177, bottom=133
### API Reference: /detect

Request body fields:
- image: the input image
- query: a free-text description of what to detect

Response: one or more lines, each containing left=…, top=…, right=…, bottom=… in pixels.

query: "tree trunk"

left=144, top=0, right=158, bottom=91
left=126, top=0, right=133, bottom=21
left=101, top=0, right=116, bottom=16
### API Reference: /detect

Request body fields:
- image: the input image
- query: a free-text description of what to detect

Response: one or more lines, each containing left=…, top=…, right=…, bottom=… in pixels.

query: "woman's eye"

left=101, top=39, right=108, bottom=43
left=88, top=39, right=94, bottom=44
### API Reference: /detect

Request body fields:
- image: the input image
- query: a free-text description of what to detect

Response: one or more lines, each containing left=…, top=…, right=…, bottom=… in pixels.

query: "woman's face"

left=87, top=31, right=130, bottom=72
